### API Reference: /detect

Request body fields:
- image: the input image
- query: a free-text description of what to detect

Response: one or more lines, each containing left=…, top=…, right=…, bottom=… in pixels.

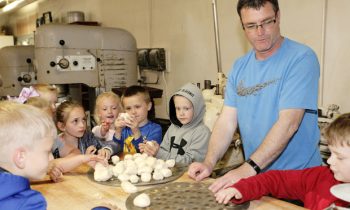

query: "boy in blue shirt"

left=0, top=101, right=57, bottom=209
left=113, top=86, right=162, bottom=154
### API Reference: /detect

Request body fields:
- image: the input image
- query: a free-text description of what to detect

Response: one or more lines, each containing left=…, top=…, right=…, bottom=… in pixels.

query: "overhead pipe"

left=319, top=0, right=328, bottom=106
left=211, top=0, right=222, bottom=74
left=211, top=0, right=226, bottom=95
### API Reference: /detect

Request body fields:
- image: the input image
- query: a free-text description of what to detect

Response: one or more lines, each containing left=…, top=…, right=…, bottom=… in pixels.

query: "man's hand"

left=187, top=162, right=213, bottom=181
left=209, top=163, right=256, bottom=193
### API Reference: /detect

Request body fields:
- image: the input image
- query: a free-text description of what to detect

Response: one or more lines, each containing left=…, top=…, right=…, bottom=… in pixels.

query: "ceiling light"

left=2, top=0, right=24, bottom=12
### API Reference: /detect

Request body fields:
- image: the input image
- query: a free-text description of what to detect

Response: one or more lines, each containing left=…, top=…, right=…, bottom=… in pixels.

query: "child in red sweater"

left=215, top=113, right=350, bottom=210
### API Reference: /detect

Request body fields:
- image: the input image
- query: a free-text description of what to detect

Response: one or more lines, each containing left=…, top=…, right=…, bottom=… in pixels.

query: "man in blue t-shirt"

left=188, top=0, right=321, bottom=193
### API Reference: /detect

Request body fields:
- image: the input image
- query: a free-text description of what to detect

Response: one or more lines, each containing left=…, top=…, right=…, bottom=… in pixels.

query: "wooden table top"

left=31, top=165, right=306, bottom=210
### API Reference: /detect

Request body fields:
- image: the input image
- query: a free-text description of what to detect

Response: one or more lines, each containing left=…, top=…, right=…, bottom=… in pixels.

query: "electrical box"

left=137, top=48, right=166, bottom=71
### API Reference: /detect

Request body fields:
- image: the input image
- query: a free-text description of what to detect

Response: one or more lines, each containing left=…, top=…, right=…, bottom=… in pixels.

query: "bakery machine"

left=0, top=45, right=36, bottom=98
left=34, top=24, right=138, bottom=113
left=318, top=104, right=341, bottom=164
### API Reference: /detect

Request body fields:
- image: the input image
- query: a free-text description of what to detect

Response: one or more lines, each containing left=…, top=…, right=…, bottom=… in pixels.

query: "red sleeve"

left=230, top=167, right=327, bottom=204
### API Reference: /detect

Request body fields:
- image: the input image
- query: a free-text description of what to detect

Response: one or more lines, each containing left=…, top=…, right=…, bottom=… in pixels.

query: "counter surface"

left=31, top=165, right=306, bottom=210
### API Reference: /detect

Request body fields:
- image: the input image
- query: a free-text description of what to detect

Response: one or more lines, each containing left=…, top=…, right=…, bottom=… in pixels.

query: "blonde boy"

left=0, top=101, right=57, bottom=209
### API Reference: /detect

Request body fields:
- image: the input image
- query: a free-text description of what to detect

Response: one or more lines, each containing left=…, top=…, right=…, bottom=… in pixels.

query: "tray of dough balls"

left=87, top=153, right=186, bottom=186
left=126, top=182, right=250, bottom=210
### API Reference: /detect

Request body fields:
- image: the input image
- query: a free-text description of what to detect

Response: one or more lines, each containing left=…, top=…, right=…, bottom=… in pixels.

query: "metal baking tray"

left=87, top=165, right=187, bottom=186
left=126, top=182, right=250, bottom=210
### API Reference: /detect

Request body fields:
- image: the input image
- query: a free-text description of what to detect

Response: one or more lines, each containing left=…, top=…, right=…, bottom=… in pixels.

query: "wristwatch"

left=246, top=158, right=261, bottom=174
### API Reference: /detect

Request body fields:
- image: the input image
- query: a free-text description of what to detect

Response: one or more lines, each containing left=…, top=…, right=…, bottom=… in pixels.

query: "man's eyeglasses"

left=242, top=17, right=276, bottom=32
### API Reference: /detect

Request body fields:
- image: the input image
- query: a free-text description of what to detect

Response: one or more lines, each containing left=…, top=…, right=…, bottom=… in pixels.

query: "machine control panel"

left=99, top=50, right=130, bottom=90
left=56, top=55, right=96, bottom=71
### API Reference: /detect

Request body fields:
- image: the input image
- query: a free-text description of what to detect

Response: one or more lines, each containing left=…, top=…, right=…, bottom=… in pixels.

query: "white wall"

left=2, top=0, right=350, bottom=118
left=323, top=0, right=350, bottom=113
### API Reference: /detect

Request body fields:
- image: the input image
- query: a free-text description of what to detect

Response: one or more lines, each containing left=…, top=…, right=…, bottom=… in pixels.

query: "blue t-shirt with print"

left=225, top=38, right=321, bottom=171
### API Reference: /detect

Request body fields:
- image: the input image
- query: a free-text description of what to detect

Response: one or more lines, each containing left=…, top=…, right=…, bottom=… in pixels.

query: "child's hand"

left=48, top=164, right=64, bottom=183
left=86, top=145, right=97, bottom=155
left=115, top=113, right=129, bottom=128
left=97, top=148, right=112, bottom=160
left=100, top=120, right=112, bottom=137
left=124, top=114, right=139, bottom=130
left=139, top=140, right=160, bottom=156
left=84, top=154, right=108, bottom=168
left=214, top=187, right=242, bottom=204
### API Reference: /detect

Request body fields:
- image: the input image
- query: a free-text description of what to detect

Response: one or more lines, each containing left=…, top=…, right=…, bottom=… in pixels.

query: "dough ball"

left=161, top=168, right=172, bottom=178
left=152, top=171, right=164, bottom=181
left=107, top=165, right=114, bottom=174
left=141, top=153, right=148, bottom=158
left=146, top=141, right=154, bottom=147
left=135, top=160, right=146, bottom=169
left=111, top=155, right=120, bottom=165
left=153, top=168, right=162, bottom=174
left=121, top=181, right=138, bottom=193
left=129, top=174, right=139, bottom=184
left=154, top=162, right=165, bottom=170
left=133, top=153, right=142, bottom=159
left=133, top=193, right=151, bottom=208
left=125, top=159, right=136, bottom=166
left=146, top=156, right=156, bottom=168
left=140, top=173, right=152, bottom=182
left=156, top=159, right=165, bottom=165
left=119, top=113, right=131, bottom=121
left=94, top=169, right=112, bottom=182
left=165, top=159, right=176, bottom=168
left=94, top=162, right=106, bottom=171
left=112, top=162, right=125, bottom=177
left=94, top=163, right=113, bottom=181
left=118, top=173, right=130, bottom=182
left=124, top=154, right=133, bottom=160
left=125, top=166, right=138, bottom=175
left=138, top=166, right=152, bottom=175
left=134, top=156, right=145, bottom=163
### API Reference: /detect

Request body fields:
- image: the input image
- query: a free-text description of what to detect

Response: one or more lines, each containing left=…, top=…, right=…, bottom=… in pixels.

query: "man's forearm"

left=250, top=109, right=304, bottom=169
left=204, top=116, right=237, bottom=169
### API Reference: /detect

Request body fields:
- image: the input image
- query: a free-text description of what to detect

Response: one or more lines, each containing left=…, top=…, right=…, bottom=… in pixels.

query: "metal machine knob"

left=58, top=58, right=69, bottom=69
left=59, top=40, right=65, bottom=46
left=22, top=74, right=32, bottom=83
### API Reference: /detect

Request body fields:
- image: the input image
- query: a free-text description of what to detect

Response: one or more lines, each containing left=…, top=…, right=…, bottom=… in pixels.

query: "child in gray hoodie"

left=139, top=83, right=211, bottom=165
